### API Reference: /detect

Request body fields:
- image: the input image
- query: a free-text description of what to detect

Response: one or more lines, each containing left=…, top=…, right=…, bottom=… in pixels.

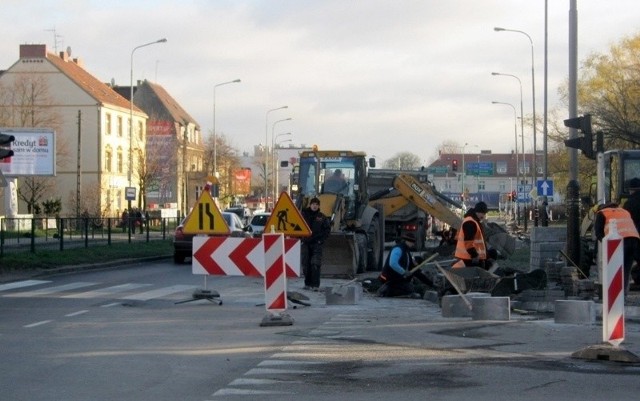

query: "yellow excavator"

left=370, top=173, right=516, bottom=258
left=291, top=149, right=515, bottom=278
left=292, top=149, right=384, bottom=277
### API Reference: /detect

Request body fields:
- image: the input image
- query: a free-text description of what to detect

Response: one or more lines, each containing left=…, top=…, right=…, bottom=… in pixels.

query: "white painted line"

left=5, top=282, right=97, bottom=297
left=101, top=302, right=121, bottom=308
left=212, top=388, right=292, bottom=396
left=229, top=378, right=299, bottom=385
left=258, top=359, right=323, bottom=366
left=0, top=280, right=50, bottom=292
left=245, top=367, right=320, bottom=375
left=63, top=283, right=152, bottom=298
left=24, top=320, right=53, bottom=328
left=65, top=310, right=89, bottom=317
left=122, top=285, right=196, bottom=301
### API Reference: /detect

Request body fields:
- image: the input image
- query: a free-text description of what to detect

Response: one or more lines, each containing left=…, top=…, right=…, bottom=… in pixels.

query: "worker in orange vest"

left=452, top=202, right=496, bottom=269
left=594, top=202, right=640, bottom=296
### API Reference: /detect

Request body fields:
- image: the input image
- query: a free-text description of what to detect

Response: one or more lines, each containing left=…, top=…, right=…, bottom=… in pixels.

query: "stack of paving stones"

left=529, top=226, right=567, bottom=272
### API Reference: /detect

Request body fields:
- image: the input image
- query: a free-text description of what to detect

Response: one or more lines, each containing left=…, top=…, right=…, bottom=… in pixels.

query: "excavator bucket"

left=321, top=232, right=359, bottom=278
left=484, top=222, right=516, bottom=257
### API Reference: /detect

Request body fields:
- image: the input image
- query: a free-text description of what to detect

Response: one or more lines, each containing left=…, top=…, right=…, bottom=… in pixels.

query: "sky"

left=1, top=0, right=638, bottom=166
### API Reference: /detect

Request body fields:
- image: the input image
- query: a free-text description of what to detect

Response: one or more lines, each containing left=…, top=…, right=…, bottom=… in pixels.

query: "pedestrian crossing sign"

left=182, top=190, right=230, bottom=235
left=263, top=192, right=311, bottom=237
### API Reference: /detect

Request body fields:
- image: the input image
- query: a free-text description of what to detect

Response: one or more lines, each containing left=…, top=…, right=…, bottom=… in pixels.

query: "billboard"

left=0, top=128, right=56, bottom=176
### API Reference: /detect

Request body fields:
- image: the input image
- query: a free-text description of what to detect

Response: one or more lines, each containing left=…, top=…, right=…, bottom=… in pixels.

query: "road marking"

left=62, top=283, right=152, bottom=298
left=24, top=320, right=53, bottom=328
left=101, top=302, right=122, bottom=308
left=65, top=310, right=89, bottom=317
left=212, top=388, right=291, bottom=396
left=122, top=284, right=196, bottom=301
left=0, top=280, right=50, bottom=292
left=4, top=282, right=97, bottom=297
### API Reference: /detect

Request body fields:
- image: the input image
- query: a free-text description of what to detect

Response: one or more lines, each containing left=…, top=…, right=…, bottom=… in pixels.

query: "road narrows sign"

left=182, top=191, right=230, bottom=235
left=263, top=192, right=311, bottom=237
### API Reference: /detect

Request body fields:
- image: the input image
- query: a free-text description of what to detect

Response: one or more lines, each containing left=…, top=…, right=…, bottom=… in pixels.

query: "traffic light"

left=563, top=114, right=594, bottom=159
left=452, top=159, right=458, bottom=171
left=0, top=132, right=15, bottom=161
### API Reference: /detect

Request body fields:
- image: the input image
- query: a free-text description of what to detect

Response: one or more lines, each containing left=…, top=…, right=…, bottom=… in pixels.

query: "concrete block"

left=472, top=296, right=510, bottom=321
left=554, top=300, right=596, bottom=324
left=441, top=293, right=489, bottom=318
left=324, top=283, right=362, bottom=305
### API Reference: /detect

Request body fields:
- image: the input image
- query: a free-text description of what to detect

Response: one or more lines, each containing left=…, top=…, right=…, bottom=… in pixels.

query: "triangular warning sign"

left=263, top=192, right=311, bottom=237
left=182, top=191, right=230, bottom=235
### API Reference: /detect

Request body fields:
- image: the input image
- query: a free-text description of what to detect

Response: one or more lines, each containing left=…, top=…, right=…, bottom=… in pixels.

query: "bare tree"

left=383, top=152, right=422, bottom=170
left=0, top=73, right=66, bottom=214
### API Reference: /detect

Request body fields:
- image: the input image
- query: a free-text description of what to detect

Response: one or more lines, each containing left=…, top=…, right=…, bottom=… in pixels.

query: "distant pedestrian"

left=301, top=197, right=330, bottom=291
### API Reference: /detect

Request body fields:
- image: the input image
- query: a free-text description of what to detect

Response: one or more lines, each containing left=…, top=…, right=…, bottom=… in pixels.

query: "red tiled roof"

left=43, top=50, right=144, bottom=114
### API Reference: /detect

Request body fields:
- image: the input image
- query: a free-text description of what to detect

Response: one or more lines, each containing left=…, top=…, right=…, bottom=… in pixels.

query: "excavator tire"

left=366, top=216, right=382, bottom=271
left=355, top=232, right=368, bottom=274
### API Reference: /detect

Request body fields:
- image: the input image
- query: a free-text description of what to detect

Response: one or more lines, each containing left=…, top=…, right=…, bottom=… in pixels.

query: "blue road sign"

left=537, top=179, right=554, bottom=197
left=517, top=184, right=532, bottom=202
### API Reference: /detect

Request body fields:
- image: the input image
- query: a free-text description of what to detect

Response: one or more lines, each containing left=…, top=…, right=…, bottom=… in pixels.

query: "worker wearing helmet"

left=453, top=202, right=493, bottom=269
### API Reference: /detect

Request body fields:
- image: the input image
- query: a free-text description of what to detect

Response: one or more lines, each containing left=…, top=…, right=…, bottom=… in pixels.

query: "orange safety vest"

left=598, top=208, right=640, bottom=239
left=454, top=216, right=487, bottom=263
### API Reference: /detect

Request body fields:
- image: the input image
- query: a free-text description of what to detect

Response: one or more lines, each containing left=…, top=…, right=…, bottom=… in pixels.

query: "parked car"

left=244, top=212, right=271, bottom=237
left=224, top=206, right=252, bottom=225
left=173, top=211, right=249, bottom=264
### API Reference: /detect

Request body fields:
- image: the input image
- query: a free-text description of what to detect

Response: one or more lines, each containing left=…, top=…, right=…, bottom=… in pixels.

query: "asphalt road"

left=1, top=261, right=640, bottom=401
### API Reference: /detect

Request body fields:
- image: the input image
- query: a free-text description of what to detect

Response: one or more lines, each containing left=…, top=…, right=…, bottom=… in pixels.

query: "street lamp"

left=494, top=27, right=537, bottom=189
left=213, top=79, right=241, bottom=178
left=129, top=38, right=166, bottom=226
left=492, top=100, right=519, bottom=224
left=265, top=106, right=287, bottom=210
left=491, top=72, right=524, bottom=184
left=274, top=135, right=293, bottom=202
left=270, top=118, right=292, bottom=208
left=272, top=132, right=292, bottom=201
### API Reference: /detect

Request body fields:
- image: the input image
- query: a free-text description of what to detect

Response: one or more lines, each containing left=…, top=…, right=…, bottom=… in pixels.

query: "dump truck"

left=292, top=149, right=385, bottom=277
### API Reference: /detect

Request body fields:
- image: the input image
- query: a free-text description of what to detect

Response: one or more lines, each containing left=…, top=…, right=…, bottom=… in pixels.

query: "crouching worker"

left=452, top=201, right=497, bottom=270
left=377, top=232, right=423, bottom=298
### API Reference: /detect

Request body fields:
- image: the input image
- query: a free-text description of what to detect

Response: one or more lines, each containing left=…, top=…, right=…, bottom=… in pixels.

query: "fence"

left=0, top=216, right=181, bottom=256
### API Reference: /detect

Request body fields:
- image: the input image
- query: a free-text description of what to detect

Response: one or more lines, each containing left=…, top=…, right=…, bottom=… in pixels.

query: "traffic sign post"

left=263, top=192, right=311, bottom=237
left=537, top=179, right=554, bottom=197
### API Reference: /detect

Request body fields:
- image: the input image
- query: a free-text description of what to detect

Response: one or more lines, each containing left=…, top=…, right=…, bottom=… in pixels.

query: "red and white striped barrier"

left=601, top=219, right=625, bottom=346
left=192, top=237, right=300, bottom=277
left=262, top=233, right=287, bottom=313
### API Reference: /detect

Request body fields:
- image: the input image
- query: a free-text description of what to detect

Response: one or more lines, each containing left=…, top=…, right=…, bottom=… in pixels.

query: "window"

left=117, top=147, right=124, bottom=173
left=138, top=121, right=144, bottom=141
left=496, top=161, right=507, bottom=174
left=117, top=116, right=123, bottom=137
left=105, top=146, right=112, bottom=172
left=106, top=114, right=112, bottom=135
left=499, top=181, right=506, bottom=191
left=478, top=180, right=485, bottom=191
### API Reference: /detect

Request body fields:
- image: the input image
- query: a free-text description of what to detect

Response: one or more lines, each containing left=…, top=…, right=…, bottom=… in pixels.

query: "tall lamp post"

left=492, top=101, right=520, bottom=224
left=129, top=38, right=166, bottom=233
left=264, top=106, right=288, bottom=209
left=213, top=79, right=241, bottom=178
left=270, top=118, right=292, bottom=208
left=494, top=27, right=538, bottom=211
left=491, top=72, right=524, bottom=183
left=274, top=136, right=293, bottom=202
left=272, top=132, right=292, bottom=202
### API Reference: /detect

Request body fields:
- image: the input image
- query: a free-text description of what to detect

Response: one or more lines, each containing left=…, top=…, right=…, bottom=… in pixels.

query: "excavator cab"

left=294, top=149, right=383, bottom=277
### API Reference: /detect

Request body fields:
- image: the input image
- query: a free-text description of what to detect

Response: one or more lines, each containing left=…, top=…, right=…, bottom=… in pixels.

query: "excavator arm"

left=380, top=174, right=515, bottom=257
